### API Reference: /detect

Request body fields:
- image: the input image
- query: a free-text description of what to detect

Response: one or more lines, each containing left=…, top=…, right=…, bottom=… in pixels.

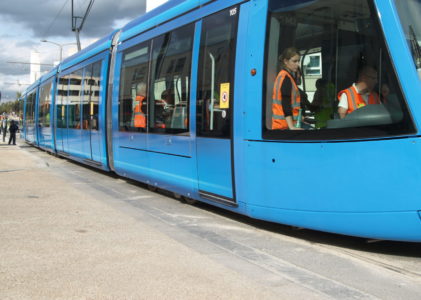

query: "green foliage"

left=0, top=100, right=22, bottom=115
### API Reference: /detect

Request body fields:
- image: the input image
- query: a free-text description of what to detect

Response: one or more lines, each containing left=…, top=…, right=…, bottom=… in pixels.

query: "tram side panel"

left=243, top=140, right=421, bottom=242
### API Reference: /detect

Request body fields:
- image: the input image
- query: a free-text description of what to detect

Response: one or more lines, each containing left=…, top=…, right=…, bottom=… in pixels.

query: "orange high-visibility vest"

left=337, top=86, right=380, bottom=115
left=272, top=70, right=301, bottom=130
left=134, top=95, right=146, bottom=128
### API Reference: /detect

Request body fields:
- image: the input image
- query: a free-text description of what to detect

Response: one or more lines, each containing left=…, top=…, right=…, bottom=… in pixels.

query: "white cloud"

left=0, top=0, right=146, bottom=101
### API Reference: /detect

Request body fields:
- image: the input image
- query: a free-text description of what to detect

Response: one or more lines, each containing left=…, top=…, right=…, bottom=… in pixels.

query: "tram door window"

left=119, top=42, right=150, bottom=132
left=38, top=81, right=52, bottom=128
left=264, top=0, right=414, bottom=139
left=82, top=62, right=102, bottom=131
left=82, top=66, right=91, bottom=131
left=57, top=75, right=69, bottom=129
left=68, top=70, right=83, bottom=129
left=149, top=24, right=194, bottom=134
left=196, top=7, right=239, bottom=138
left=25, top=91, right=36, bottom=128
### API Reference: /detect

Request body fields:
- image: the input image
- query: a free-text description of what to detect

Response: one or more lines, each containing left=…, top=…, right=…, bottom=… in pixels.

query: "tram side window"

left=83, top=61, right=102, bottom=131
left=68, top=69, right=83, bottom=129
left=82, top=66, right=91, bottom=131
left=57, top=76, right=69, bottom=129
left=92, top=62, right=101, bottom=131
left=394, top=0, right=421, bottom=78
left=38, top=81, right=52, bottom=128
left=119, top=42, right=150, bottom=132
left=197, top=6, right=239, bottom=138
left=149, top=24, right=194, bottom=134
left=264, top=0, right=415, bottom=139
left=25, top=91, right=36, bottom=127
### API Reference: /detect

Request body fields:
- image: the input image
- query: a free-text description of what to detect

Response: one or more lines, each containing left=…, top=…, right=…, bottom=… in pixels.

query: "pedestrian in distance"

left=1, top=113, right=7, bottom=142
left=8, top=120, right=19, bottom=145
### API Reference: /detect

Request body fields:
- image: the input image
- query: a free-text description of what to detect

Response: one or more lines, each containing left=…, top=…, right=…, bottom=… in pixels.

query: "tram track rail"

left=317, top=245, right=421, bottom=280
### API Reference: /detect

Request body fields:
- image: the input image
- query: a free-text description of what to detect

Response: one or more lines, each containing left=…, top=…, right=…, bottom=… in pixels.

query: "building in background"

left=30, top=51, right=41, bottom=83
left=147, top=0, right=168, bottom=12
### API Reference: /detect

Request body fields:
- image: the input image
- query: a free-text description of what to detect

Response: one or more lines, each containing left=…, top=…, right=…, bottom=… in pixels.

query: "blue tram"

left=22, top=0, right=421, bottom=242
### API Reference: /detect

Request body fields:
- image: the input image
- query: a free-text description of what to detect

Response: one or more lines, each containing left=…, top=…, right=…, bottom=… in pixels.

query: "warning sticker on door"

left=220, top=82, right=230, bottom=109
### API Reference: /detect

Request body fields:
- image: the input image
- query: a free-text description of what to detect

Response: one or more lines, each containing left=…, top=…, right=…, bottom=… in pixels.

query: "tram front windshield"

left=265, top=0, right=415, bottom=139
left=394, top=0, right=421, bottom=79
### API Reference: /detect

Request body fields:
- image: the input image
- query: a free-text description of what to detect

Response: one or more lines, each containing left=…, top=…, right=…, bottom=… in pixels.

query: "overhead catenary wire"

left=42, top=0, right=71, bottom=39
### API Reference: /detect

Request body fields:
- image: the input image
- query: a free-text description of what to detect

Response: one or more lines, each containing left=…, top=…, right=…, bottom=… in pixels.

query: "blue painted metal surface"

left=120, top=0, right=214, bottom=42
left=196, top=137, right=234, bottom=198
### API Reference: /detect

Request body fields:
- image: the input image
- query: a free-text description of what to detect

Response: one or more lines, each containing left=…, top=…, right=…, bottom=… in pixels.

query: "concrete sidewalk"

left=0, top=139, right=315, bottom=300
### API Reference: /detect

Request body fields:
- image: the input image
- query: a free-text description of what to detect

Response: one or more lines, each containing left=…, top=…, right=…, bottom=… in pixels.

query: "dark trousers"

left=2, top=128, right=6, bottom=142
left=8, top=133, right=16, bottom=145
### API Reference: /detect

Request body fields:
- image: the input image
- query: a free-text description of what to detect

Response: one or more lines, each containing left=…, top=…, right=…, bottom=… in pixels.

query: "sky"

left=0, top=0, right=151, bottom=102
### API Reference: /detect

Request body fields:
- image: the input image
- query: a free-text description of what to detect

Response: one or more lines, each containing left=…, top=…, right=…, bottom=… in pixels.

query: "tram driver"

left=337, top=65, right=381, bottom=119
left=272, top=47, right=305, bottom=130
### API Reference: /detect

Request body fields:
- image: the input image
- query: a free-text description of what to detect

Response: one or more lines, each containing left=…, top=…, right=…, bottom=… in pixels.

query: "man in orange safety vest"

left=337, top=65, right=381, bottom=119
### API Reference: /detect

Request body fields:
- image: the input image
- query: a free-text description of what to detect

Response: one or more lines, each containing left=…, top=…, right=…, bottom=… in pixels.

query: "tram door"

left=81, top=62, right=102, bottom=162
left=25, top=91, right=37, bottom=144
left=55, top=75, right=69, bottom=153
left=196, top=7, right=238, bottom=205
left=37, top=81, right=53, bottom=149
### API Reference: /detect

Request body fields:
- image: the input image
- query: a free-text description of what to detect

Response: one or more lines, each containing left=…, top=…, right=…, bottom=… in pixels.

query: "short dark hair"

left=358, top=65, right=377, bottom=77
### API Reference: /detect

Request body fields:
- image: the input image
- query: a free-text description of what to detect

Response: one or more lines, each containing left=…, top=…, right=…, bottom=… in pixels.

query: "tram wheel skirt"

left=249, top=206, right=421, bottom=242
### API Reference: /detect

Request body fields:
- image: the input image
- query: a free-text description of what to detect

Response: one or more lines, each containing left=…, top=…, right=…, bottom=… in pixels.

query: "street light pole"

left=40, top=40, right=76, bottom=62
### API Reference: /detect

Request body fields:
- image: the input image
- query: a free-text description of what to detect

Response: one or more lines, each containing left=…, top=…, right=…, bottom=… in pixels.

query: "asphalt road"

left=1, top=138, right=420, bottom=299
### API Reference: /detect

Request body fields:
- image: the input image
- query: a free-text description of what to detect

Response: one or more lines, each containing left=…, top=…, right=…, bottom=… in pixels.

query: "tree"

left=0, top=100, right=22, bottom=115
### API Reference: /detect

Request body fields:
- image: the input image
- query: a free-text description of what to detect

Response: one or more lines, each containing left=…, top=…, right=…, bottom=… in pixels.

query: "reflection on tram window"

left=25, top=91, right=36, bottom=128
left=57, top=75, right=69, bottom=129
left=197, top=7, right=239, bottom=138
left=68, top=69, right=83, bottom=129
left=150, top=23, right=194, bottom=134
left=38, top=81, right=52, bottom=127
left=264, top=0, right=415, bottom=139
left=82, top=62, right=102, bottom=131
left=119, top=42, right=150, bottom=132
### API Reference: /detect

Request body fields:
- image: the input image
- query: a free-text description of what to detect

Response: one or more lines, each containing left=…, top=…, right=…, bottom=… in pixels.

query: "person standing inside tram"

left=272, top=47, right=304, bottom=130
left=133, top=82, right=147, bottom=129
left=337, top=65, right=381, bottom=119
